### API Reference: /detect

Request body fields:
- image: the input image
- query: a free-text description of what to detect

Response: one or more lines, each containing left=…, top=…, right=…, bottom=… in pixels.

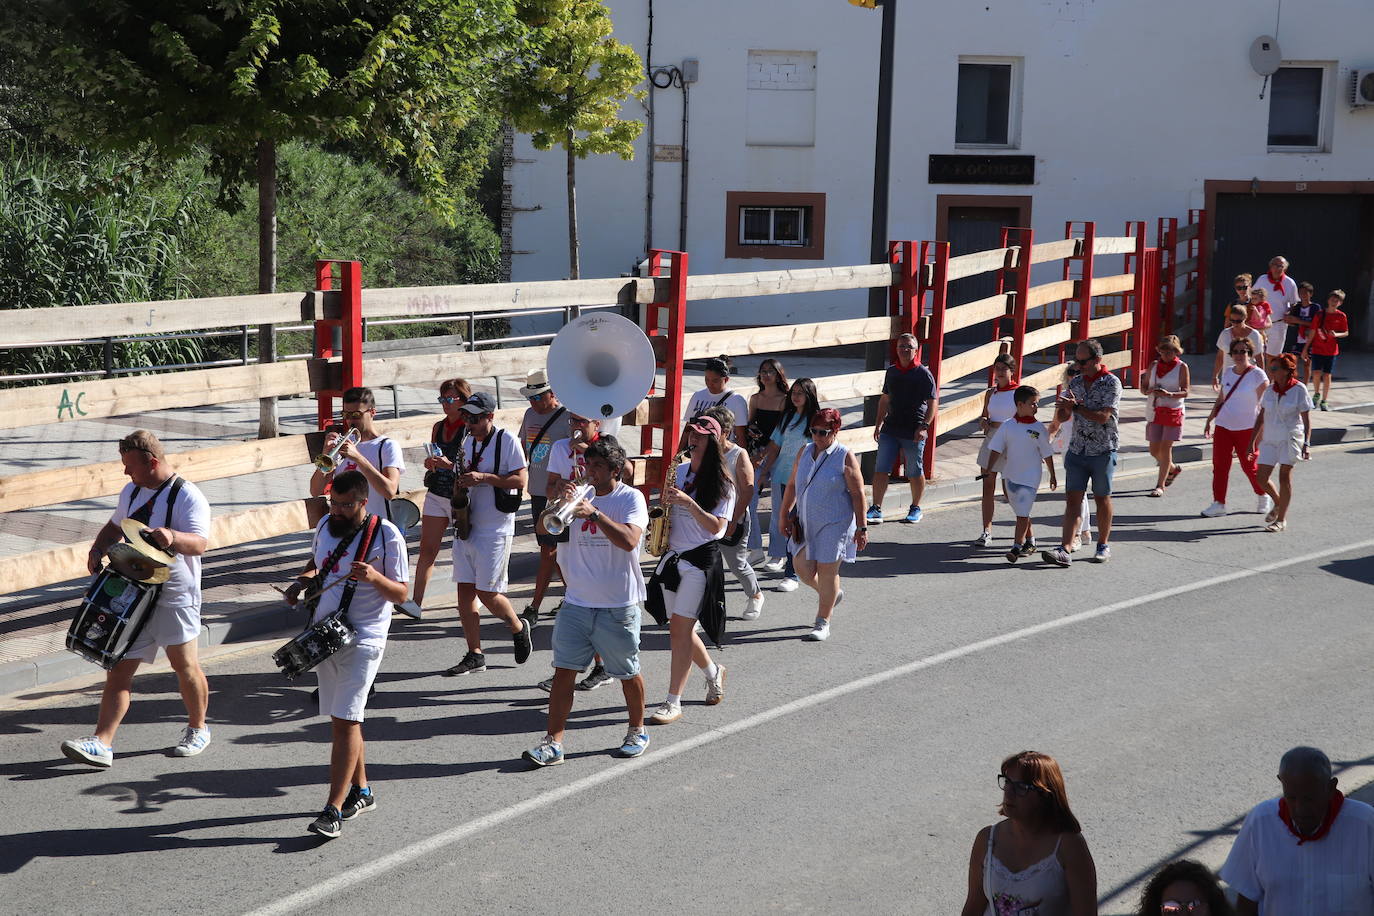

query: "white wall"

left=509, top=0, right=1374, bottom=329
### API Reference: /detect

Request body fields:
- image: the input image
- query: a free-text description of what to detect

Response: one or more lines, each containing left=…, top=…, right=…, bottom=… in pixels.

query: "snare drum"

left=66, top=569, right=161, bottom=669
left=272, top=614, right=358, bottom=680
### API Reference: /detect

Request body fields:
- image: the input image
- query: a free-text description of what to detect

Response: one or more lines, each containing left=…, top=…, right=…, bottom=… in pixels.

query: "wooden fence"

left=0, top=215, right=1206, bottom=596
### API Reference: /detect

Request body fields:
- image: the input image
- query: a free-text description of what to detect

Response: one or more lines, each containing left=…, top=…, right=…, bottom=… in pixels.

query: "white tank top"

left=1147, top=361, right=1185, bottom=410
left=987, top=387, right=1018, bottom=424
left=983, top=823, right=1072, bottom=916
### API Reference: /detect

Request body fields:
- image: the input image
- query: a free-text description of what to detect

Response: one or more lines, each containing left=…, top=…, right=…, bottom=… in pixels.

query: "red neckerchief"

left=1262, top=273, right=1285, bottom=291
left=1154, top=358, right=1180, bottom=375
left=1013, top=414, right=1037, bottom=425
left=995, top=383, right=1018, bottom=392
left=1273, top=378, right=1298, bottom=397
left=893, top=360, right=920, bottom=374
left=442, top=418, right=464, bottom=438
left=1278, top=792, right=1344, bottom=844
left=1082, top=368, right=1110, bottom=386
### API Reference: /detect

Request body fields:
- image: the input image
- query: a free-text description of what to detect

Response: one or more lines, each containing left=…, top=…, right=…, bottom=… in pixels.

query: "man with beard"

left=284, top=471, right=409, bottom=839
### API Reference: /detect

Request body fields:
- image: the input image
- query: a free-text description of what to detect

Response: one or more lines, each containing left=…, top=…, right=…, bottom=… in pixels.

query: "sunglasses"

left=809, top=427, right=835, bottom=437
left=1073, top=357, right=1098, bottom=365
left=118, top=444, right=154, bottom=456
left=462, top=413, right=489, bottom=423
left=438, top=396, right=462, bottom=404
left=341, top=409, right=372, bottom=419
left=998, top=774, right=1043, bottom=797
left=1161, top=902, right=1204, bottom=915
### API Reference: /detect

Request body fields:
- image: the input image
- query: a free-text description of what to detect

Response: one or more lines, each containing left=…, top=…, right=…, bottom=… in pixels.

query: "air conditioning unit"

left=1351, top=69, right=1374, bottom=107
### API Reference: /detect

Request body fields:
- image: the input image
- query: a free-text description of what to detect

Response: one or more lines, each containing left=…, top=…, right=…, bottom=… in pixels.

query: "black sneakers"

left=513, top=622, right=533, bottom=665
left=444, top=651, right=486, bottom=676
left=308, top=805, right=343, bottom=839
left=341, top=785, right=376, bottom=820
left=576, top=664, right=611, bottom=691
left=521, top=605, right=539, bottom=634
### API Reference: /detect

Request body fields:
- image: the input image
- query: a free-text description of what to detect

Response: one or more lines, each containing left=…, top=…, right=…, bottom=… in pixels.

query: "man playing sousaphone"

left=282, top=470, right=409, bottom=839
left=310, top=386, right=404, bottom=522
left=60, top=430, right=212, bottom=768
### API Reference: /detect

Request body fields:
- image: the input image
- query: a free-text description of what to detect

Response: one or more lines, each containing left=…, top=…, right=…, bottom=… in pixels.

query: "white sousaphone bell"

left=539, top=312, right=656, bottom=536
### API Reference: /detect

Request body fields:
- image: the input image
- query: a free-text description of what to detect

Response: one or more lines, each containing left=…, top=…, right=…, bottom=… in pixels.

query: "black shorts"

left=529, top=495, right=569, bottom=546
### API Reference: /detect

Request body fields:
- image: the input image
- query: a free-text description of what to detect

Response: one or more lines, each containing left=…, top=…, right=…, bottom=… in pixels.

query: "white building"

left=508, top=0, right=1374, bottom=346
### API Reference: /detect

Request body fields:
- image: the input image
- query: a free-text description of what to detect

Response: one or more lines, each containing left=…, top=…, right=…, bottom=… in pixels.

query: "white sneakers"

left=705, top=665, right=727, bottom=705
left=758, top=557, right=786, bottom=573
left=775, top=577, right=799, bottom=593
left=743, top=592, right=765, bottom=620
left=1256, top=493, right=1274, bottom=516
left=804, top=618, right=831, bottom=641
left=648, top=702, right=682, bottom=724
left=1201, top=502, right=1228, bottom=518
left=171, top=726, right=212, bottom=757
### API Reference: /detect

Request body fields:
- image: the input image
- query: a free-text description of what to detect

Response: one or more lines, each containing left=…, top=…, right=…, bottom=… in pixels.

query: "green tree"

left=508, top=0, right=644, bottom=279
left=2, top=0, right=525, bottom=433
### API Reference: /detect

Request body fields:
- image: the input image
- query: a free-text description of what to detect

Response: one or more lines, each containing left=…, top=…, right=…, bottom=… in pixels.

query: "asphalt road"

left=2, top=439, right=1373, bottom=916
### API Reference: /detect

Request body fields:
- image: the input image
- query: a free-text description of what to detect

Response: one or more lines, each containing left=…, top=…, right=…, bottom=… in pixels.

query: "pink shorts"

left=1145, top=423, right=1182, bottom=443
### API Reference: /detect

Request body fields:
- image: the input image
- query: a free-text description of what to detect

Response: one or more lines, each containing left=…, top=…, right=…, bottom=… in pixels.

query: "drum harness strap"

left=128, top=475, right=185, bottom=529
left=320, top=514, right=382, bottom=627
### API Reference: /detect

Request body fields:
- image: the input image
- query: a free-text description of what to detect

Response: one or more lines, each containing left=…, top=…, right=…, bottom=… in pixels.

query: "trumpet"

left=645, top=444, right=692, bottom=557
left=450, top=445, right=472, bottom=541
left=314, top=427, right=361, bottom=474
left=540, top=468, right=593, bottom=538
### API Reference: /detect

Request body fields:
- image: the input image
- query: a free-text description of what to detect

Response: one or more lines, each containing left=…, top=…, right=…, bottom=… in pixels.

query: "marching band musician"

left=61, top=430, right=212, bottom=768
left=283, top=470, right=408, bottom=839
left=518, top=369, right=572, bottom=630
left=405, top=377, right=472, bottom=616
left=309, top=386, right=404, bottom=521
left=522, top=436, right=652, bottom=766
left=443, top=392, right=534, bottom=676
left=646, top=414, right=734, bottom=726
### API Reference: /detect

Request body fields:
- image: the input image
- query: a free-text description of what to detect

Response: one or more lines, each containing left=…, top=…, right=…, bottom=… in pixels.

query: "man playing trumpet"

left=310, top=386, right=404, bottom=521
left=523, top=436, right=652, bottom=766
left=283, top=470, right=409, bottom=839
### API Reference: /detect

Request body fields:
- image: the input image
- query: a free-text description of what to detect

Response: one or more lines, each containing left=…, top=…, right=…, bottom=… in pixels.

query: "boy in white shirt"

left=984, top=386, right=1058, bottom=563
left=310, top=386, right=404, bottom=522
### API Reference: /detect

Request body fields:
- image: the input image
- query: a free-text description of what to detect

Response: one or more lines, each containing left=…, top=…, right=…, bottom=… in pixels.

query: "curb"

left=4, top=415, right=1371, bottom=699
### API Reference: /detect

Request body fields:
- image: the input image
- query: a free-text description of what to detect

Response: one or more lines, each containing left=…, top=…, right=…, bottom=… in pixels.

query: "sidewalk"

left=3, top=350, right=1372, bottom=696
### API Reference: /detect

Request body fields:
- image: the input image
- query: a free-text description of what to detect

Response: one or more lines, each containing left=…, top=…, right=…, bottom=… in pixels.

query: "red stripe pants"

left=1212, top=425, right=1262, bottom=504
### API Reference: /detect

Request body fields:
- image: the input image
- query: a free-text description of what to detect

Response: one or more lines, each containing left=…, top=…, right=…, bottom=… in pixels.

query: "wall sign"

left=929, top=155, right=1035, bottom=185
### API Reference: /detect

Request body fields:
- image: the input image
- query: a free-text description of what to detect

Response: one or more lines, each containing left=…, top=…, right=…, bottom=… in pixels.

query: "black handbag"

left=492, top=429, right=523, bottom=513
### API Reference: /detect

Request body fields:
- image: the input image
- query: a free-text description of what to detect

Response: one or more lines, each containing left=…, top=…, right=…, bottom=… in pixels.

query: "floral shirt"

left=1066, top=370, right=1122, bottom=456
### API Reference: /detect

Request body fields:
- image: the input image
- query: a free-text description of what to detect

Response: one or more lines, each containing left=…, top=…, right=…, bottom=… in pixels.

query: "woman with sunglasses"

left=779, top=407, right=867, bottom=642
left=1144, top=336, right=1190, bottom=498
left=1251, top=353, right=1313, bottom=532
left=756, top=378, right=820, bottom=591
left=1136, top=860, right=1233, bottom=916
left=1201, top=340, right=1271, bottom=519
left=1212, top=305, right=1264, bottom=393
left=405, top=379, right=473, bottom=614
left=961, top=750, right=1097, bottom=916
left=745, top=359, right=790, bottom=564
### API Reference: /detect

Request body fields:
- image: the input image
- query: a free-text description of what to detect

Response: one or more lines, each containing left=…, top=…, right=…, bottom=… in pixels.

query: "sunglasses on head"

left=1161, top=902, right=1204, bottom=915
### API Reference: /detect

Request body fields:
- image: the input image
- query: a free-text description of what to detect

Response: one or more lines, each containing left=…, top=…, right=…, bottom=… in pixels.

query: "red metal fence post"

left=1004, top=227, right=1033, bottom=381
left=640, top=249, right=688, bottom=497
left=1157, top=217, right=1179, bottom=343
left=1073, top=221, right=1096, bottom=344
left=1125, top=220, right=1148, bottom=386
left=313, top=259, right=364, bottom=429
left=918, top=241, right=949, bottom=480
left=1191, top=208, right=1209, bottom=352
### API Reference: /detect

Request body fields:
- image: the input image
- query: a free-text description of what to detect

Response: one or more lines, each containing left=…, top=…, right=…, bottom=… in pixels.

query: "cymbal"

left=119, top=518, right=176, bottom=566
left=106, top=542, right=171, bottom=584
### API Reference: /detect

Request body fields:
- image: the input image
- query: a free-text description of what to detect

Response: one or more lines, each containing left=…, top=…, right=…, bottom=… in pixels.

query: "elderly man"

left=1221, top=746, right=1374, bottom=915
left=869, top=332, right=938, bottom=525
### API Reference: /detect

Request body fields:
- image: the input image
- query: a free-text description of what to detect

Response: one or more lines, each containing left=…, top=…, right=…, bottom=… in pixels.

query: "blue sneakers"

left=865, top=505, right=884, bottom=524
left=523, top=735, right=565, bottom=767
left=903, top=504, right=923, bottom=524
left=618, top=730, right=650, bottom=758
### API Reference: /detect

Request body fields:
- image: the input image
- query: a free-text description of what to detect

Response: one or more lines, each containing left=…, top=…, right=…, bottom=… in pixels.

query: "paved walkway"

left=2, top=349, right=1371, bottom=692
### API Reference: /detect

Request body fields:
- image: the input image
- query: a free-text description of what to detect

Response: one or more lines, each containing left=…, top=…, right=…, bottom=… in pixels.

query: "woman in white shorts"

left=411, top=378, right=471, bottom=612
left=1251, top=353, right=1313, bottom=532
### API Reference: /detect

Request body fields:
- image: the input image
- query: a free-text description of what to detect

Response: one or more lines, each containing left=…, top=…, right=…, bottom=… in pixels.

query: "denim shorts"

left=550, top=602, right=641, bottom=679
left=875, top=432, right=926, bottom=478
left=1064, top=449, right=1116, bottom=495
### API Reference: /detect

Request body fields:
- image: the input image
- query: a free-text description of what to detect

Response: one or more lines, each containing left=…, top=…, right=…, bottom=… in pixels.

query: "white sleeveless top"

left=1147, top=361, right=1185, bottom=410
left=983, top=823, right=1072, bottom=916
left=987, top=387, right=1018, bottom=424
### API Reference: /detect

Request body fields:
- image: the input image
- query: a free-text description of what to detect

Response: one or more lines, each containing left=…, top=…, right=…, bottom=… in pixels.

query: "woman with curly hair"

left=961, top=750, right=1097, bottom=916
left=1136, top=860, right=1232, bottom=916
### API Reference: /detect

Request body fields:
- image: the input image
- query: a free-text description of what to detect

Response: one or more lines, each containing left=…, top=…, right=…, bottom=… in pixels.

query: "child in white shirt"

left=986, top=386, right=1058, bottom=563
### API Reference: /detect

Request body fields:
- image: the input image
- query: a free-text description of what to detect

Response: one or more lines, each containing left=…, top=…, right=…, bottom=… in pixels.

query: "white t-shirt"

left=546, top=436, right=588, bottom=488
left=460, top=427, right=527, bottom=536
left=986, top=420, right=1055, bottom=489
left=334, top=435, right=405, bottom=519
left=111, top=477, right=211, bottom=611
left=668, top=461, right=735, bottom=552
left=1217, top=327, right=1266, bottom=359
left=686, top=387, right=750, bottom=440
left=1260, top=383, right=1315, bottom=444
left=1220, top=796, right=1374, bottom=915
left=1255, top=272, right=1300, bottom=314
left=1215, top=365, right=1267, bottom=431
left=309, top=517, right=408, bottom=648
left=558, top=482, right=649, bottom=608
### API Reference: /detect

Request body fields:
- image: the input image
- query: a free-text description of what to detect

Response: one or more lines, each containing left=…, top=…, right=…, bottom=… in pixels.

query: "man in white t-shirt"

left=283, top=471, right=409, bottom=839
left=61, top=430, right=212, bottom=769
left=444, top=391, right=533, bottom=676
left=523, top=436, right=652, bottom=766
left=1221, top=746, right=1374, bottom=915
left=310, top=386, right=405, bottom=521
left=684, top=355, right=749, bottom=444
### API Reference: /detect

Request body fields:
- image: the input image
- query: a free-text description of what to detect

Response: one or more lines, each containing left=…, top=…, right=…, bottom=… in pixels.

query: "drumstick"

left=278, top=550, right=384, bottom=606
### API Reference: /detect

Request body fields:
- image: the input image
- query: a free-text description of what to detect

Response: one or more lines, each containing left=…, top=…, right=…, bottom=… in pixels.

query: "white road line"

left=244, top=537, right=1374, bottom=916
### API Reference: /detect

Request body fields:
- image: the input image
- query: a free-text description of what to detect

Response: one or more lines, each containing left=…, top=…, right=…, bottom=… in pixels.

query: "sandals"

left=1265, top=520, right=1287, bottom=532
left=1148, top=487, right=1165, bottom=498
left=1264, top=507, right=1279, bottom=525
left=1165, top=465, right=1182, bottom=487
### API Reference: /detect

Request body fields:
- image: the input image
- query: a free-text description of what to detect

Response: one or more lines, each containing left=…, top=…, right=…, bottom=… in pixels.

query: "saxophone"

left=645, top=444, right=692, bottom=557
left=449, top=444, right=472, bottom=541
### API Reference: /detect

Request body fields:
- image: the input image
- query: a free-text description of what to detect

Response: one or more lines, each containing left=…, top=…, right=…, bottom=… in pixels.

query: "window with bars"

left=724, top=191, right=825, bottom=260
left=739, top=206, right=811, bottom=247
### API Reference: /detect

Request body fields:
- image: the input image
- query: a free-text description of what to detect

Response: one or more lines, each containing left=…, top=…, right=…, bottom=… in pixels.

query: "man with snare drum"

left=60, top=430, right=212, bottom=768
left=284, top=470, right=408, bottom=839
